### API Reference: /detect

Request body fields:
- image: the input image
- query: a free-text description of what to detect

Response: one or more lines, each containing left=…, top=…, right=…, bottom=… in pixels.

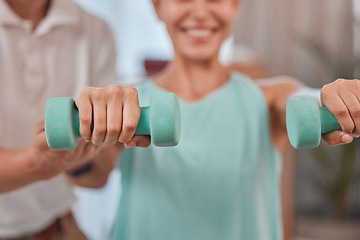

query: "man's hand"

left=27, top=117, right=104, bottom=180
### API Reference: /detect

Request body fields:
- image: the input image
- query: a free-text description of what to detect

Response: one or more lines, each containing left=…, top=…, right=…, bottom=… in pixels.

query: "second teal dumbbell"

left=45, top=93, right=181, bottom=151
left=286, top=95, right=342, bottom=149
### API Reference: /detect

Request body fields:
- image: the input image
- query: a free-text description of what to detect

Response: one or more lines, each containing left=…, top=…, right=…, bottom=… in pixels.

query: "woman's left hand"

left=320, top=78, right=360, bottom=146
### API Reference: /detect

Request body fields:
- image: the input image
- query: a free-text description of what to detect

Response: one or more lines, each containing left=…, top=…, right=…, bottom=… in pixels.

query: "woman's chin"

left=183, top=51, right=218, bottom=63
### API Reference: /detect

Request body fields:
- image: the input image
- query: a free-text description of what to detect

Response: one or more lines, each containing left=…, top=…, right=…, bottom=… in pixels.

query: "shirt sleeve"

left=89, top=20, right=118, bottom=88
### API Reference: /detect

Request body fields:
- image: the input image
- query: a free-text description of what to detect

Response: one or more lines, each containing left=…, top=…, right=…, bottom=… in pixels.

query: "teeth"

left=187, top=29, right=212, bottom=37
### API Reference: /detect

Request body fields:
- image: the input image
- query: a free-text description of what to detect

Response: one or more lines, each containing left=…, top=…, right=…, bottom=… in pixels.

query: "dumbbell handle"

left=46, top=93, right=180, bottom=150
left=319, top=106, right=342, bottom=134
left=70, top=103, right=151, bottom=138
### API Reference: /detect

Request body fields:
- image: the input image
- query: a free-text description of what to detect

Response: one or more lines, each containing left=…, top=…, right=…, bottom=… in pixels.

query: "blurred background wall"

left=235, top=0, right=355, bottom=86
left=71, top=0, right=360, bottom=239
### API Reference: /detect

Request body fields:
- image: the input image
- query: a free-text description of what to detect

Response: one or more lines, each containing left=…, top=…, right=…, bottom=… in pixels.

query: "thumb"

left=322, top=131, right=353, bottom=146
left=124, top=136, right=151, bottom=148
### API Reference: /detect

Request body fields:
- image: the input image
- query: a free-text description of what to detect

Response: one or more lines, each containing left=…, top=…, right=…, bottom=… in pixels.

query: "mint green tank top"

left=112, top=72, right=282, bottom=240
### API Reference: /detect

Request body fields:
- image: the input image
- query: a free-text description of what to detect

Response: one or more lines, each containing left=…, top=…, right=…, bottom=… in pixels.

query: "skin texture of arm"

left=0, top=115, right=123, bottom=194
left=65, top=143, right=122, bottom=188
left=0, top=147, right=43, bottom=193
left=0, top=144, right=121, bottom=193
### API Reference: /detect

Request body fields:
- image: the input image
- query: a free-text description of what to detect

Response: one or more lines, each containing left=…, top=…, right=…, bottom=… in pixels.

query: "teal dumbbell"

left=45, top=93, right=181, bottom=151
left=286, top=95, right=341, bottom=149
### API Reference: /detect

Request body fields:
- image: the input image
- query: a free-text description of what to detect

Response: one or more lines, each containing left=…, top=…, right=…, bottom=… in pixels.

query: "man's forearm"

left=0, top=147, right=43, bottom=193
left=66, top=143, right=121, bottom=188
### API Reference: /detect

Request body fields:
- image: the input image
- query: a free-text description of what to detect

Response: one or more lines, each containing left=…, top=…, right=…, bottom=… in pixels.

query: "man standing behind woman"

left=0, top=0, right=119, bottom=239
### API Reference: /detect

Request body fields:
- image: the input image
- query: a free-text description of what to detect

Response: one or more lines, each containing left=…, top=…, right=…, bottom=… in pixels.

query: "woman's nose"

left=191, top=0, right=211, bottom=21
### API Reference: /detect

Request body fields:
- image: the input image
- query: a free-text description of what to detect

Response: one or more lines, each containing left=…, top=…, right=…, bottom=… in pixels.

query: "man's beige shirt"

left=0, top=0, right=117, bottom=237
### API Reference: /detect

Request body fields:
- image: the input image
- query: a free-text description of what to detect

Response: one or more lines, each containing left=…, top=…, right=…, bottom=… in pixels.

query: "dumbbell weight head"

left=148, top=93, right=181, bottom=147
left=286, top=95, right=342, bottom=149
left=286, top=96, right=322, bottom=148
left=45, top=97, right=81, bottom=151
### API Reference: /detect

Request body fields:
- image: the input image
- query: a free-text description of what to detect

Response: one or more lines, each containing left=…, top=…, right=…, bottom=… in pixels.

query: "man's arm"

left=0, top=147, right=43, bottom=193
left=65, top=143, right=121, bottom=188
left=0, top=117, right=122, bottom=194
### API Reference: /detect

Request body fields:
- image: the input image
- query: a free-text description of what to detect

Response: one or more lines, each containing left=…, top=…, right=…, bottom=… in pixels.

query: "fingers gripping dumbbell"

left=45, top=93, right=181, bottom=151
left=286, top=95, right=341, bottom=149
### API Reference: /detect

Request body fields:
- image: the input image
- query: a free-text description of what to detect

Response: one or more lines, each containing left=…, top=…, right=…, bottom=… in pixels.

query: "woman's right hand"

left=27, top=85, right=150, bottom=180
left=75, top=85, right=151, bottom=148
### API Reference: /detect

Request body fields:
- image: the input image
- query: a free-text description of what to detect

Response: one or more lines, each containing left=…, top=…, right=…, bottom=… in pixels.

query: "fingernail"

left=125, top=140, right=136, bottom=148
left=342, top=134, right=353, bottom=144
left=83, top=137, right=91, bottom=142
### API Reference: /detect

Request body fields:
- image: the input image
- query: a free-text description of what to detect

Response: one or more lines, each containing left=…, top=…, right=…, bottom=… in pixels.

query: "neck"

left=6, top=0, right=50, bottom=30
left=155, top=55, right=230, bottom=101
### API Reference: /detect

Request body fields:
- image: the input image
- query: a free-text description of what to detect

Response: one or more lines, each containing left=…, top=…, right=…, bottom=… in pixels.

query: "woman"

left=74, top=0, right=359, bottom=239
